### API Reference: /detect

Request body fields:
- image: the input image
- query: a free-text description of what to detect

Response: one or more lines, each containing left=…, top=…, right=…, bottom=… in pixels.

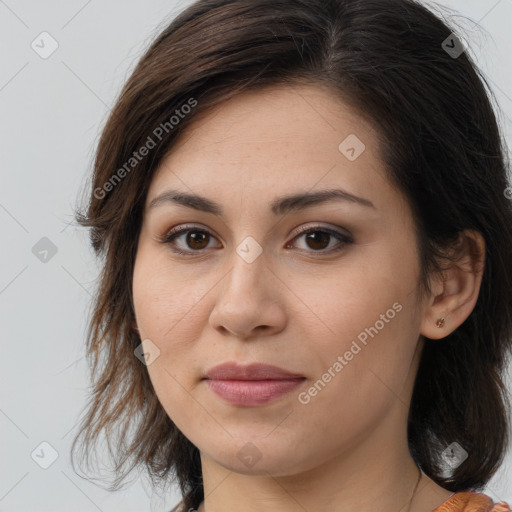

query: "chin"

left=199, top=435, right=314, bottom=477
left=213, top=452, right=297, bottom=477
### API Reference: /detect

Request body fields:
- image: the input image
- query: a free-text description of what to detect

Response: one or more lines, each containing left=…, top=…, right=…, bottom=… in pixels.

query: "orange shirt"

left=434, top=491, right=511, bottom=512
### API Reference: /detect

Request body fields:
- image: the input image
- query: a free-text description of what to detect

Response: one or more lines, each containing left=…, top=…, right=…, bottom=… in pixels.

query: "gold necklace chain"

left=406, top=468, right=423, bottom=512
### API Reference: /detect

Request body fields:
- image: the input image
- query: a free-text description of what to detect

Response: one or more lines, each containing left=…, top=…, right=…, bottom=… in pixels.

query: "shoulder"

left=434, top=491, right=511, bottom=512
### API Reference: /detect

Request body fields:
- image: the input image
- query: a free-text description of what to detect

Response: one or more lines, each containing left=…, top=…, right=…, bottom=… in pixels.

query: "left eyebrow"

left=147, top=187, right=377, bottom=217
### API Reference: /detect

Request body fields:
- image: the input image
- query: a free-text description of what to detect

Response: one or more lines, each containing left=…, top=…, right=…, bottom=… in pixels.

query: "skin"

left=132, top=83, right=485, bottom=512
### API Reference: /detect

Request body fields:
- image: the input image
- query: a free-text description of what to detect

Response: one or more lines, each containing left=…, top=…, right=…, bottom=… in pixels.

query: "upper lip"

left=204, top=362, right=304, bottom=380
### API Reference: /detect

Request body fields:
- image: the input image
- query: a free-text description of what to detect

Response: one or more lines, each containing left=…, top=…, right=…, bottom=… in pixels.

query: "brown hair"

left=72, top=0, right=512, bottom=509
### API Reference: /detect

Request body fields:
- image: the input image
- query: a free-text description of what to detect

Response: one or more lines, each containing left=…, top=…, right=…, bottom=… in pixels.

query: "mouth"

left=203, top=362, right=306, bottom=406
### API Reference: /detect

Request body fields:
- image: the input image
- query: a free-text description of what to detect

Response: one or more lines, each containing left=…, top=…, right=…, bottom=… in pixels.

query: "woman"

left=71, top=0, right=512, bottom=511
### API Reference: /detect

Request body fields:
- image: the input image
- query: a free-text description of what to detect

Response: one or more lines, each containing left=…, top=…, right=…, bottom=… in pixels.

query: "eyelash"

left=160, top=224, right=353, bottom=257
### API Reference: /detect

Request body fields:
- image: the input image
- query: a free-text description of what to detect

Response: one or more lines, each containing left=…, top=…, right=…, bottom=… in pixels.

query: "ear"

left=420, top=229, right=485, bottom=340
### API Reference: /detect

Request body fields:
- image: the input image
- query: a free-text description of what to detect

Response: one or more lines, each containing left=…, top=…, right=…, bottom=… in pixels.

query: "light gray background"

left=1, top=1, right=511, bottom=511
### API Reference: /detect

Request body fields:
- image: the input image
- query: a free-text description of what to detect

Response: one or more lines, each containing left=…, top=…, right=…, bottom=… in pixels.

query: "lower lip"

left=205, top=378, right=304, bottom=406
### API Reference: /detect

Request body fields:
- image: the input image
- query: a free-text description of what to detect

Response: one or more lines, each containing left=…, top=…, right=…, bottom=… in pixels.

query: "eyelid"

left=162, top=223, right=219, bottom=242
left=291, top=223, right=352, bottom=240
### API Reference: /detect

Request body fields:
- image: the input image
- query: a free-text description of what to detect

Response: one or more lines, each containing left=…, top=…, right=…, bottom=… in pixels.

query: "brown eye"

left=287, top=226, right=352, bottom=254
left=163, top=226, right=221, bottom=255
left=184, top=231, right=210, bottom=250
left=303, top=231, right=331, bottom=250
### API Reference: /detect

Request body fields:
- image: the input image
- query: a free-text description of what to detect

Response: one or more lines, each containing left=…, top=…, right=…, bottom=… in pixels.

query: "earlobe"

left=421, top=311, right=450, bottom=341
left=420, top=230, right=485, bottom=341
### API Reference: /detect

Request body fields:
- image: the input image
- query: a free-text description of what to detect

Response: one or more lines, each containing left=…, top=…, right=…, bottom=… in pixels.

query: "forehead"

left=169, top=84, right=375, bottom=154
left=148, top=84, right=384, bottom=197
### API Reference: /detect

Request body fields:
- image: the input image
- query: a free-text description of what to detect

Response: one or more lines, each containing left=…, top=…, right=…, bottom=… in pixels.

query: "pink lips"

left=203, top=362, right=305, bottom=406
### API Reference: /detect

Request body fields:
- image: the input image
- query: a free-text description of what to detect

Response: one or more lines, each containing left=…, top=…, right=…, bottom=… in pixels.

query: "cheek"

left=132, top=243, right=205, bottom=341
left=132, top=254, right=202, bottom=430
left=291, top=289, right=419, bottom=463
left=132, top=244, right=213, bottom=406
left=297, top=257, right=421, bottom=398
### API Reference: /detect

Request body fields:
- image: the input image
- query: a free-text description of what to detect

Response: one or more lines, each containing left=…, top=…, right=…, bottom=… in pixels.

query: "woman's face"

left=133, top=84, right=429, bottom=476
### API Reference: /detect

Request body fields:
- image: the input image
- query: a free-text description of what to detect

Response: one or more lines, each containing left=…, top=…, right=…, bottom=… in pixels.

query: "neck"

left=198, top=401, right=423, bottom=512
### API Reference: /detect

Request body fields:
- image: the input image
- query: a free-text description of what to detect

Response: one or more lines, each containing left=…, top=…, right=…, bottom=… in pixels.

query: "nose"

left=208, top=245, right=287, bottom=340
